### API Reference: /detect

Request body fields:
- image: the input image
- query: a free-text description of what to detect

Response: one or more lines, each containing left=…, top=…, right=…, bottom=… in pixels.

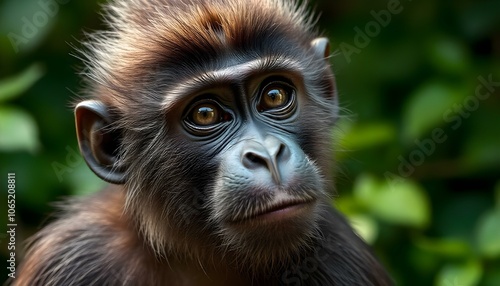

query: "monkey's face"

left=75, top=4, right=336, bottom=260
left=193, top=74, right=330, bottom=251
left=162, top=50, right=336, bottom=262
left=76, top=43, right=336, bottom=262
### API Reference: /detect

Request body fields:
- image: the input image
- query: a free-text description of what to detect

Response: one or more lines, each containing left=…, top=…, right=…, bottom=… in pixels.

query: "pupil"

left=269, top=90, right=280, bottom=101
left=194, top=105, right=218, bottom=125
left=266, top=88, right=286, bottom=107
left=199, top=107, right=213, bottom=117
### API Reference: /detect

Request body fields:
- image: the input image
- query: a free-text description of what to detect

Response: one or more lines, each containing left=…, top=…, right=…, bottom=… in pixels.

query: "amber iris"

left=261, top=87, right=289, bottom=110
left=192, top=104, right=219, bottom=126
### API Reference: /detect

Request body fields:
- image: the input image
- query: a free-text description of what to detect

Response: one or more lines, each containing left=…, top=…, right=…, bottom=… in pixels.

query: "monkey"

left=13, top=0, right=393, bottom=285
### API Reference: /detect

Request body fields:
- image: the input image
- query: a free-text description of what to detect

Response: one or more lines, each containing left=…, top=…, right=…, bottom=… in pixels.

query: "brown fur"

left=83, top=0, right=315, bottom=111
left=15, top=187, right=251, bottom=285
left=14, top=0, right=393, bottom=285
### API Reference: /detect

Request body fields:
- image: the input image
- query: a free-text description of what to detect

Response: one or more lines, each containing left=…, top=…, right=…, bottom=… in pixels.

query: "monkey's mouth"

left=231, top=198, right=316, bottom=224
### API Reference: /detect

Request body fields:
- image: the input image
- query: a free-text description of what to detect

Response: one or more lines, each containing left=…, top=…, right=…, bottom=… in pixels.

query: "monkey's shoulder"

left=15, top=187, right=159, bottom=286
left=299, top=208, right=393, bottom=286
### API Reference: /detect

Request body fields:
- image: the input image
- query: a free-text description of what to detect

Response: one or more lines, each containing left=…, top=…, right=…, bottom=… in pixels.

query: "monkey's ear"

left=75, top=100, right=126, bottom=184
left=311, top=37, right=330, bottom=59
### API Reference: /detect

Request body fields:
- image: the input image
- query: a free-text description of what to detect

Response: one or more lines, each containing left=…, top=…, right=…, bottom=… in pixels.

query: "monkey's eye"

left=185, top=101, right=232, bottom=129
left=191, top=103, right=220, bottom=126
left=262, top=87, right=288, bottom=109
left=258, top=82, right=296, bottom=114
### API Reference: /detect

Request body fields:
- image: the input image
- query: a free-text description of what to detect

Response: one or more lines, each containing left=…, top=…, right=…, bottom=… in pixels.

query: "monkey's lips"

left=231, top=198, right=316, bottom=224
left=255, top=200, right=314, bottom=221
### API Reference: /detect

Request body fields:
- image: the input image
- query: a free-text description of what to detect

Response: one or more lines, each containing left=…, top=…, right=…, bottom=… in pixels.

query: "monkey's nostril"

left=245, top=152, right=267, bottom=167
left=276, top=143, right=286, bottom=159
left=242, top=147, right=282, bottom=184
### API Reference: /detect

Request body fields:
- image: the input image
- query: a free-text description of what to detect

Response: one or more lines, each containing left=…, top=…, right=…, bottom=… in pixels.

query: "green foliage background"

left=1, top=0, right=499, bottom=285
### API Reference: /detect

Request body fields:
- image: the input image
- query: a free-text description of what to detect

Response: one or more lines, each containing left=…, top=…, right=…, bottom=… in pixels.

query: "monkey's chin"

left=219, top=201, right=320, bottom=270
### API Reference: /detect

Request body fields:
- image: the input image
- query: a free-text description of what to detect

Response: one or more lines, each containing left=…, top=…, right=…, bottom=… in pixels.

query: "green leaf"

left=0, top=64, right=44, bottom=102
left=347, top=214, right=379, bottom=245
left=333, top=196, right=359, bottom=216
left=415, top=236, right=471, bottom=258
left=435, top=260, right=483, bottom=286
left=0, top=106, right=40, bottom=153
left=336, top=120, right=396, bottom=151
left=353, top=174, right=431, bottom=228
left=402, top=82, right=462, bottom=143
left=476, top=208, right=500, bottom=258
left=372, top=179, right=430, bottom=227
left=427, top=37, right=470, bottom=74
left=352, top=174, right=379, bottom=206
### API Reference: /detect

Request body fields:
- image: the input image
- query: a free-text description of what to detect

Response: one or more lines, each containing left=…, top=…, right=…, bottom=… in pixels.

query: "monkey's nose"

left=241, top=137, right=289, bottom=185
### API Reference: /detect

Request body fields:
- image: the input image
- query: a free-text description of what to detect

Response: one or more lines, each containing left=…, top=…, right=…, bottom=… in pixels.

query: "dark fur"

left=15, top=187, right=390, bottom=285
left=14, top=0, right=392, bottom=285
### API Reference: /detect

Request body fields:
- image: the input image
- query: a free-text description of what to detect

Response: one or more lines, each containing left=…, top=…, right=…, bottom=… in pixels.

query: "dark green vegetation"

left=1, top=0, right=499, bottom=285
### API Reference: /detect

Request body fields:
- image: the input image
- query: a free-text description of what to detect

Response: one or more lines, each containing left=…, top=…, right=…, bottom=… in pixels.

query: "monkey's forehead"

left=160, top=56, right=305, bottom=109
left=83, top=0, right=318, bottom=82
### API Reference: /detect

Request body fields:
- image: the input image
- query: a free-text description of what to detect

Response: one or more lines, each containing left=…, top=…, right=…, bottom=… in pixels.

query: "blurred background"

left=0, top=0, right=499, bottom=285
